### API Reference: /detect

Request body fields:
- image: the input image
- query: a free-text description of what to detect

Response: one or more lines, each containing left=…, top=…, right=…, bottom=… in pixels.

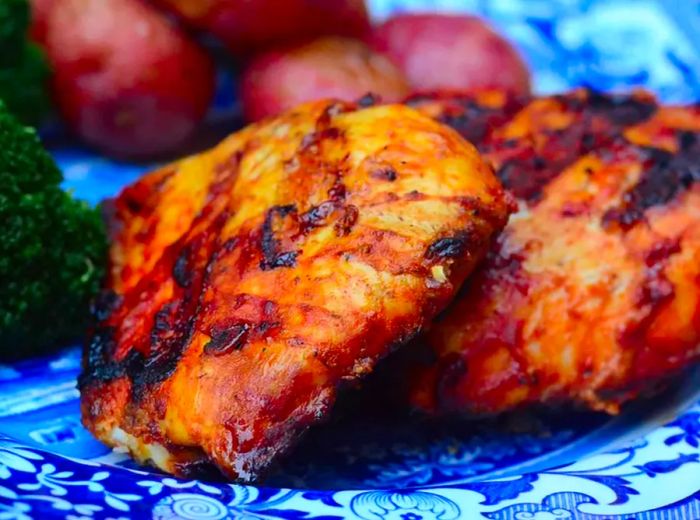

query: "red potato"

left=44, top=0, right=215, bottom=159
left=151, top=0, right=370, bottom=55
left=29, top=0, right=58, bottom=45
left=369, top=14, right=531, bottom=96
left=240, top=37, right=411, bottom=122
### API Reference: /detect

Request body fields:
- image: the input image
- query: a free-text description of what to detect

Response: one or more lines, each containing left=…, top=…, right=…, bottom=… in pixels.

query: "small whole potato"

left=152, top=0, right=370, bottom=55
left=44, top=0, right=215, bottom=159
left=240, top=37, right=410, bottom=122
left=369, top=14, right=531, bottom=95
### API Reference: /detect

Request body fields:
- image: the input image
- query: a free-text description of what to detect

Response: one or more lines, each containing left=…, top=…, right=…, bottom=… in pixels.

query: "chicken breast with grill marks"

left=403, top=89, right=700, bottom=415
left=80, top=98, right=511, bottom=481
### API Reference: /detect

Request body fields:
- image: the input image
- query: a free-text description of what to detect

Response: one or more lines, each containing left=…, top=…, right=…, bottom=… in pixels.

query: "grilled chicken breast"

left=80, top=99, right=511, bottom=480
left=405, top=89, right=700, bottom=415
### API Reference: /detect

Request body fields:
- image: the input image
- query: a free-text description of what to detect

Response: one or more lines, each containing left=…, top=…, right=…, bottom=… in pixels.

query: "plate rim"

left=0, top=349, right=699, bottom=519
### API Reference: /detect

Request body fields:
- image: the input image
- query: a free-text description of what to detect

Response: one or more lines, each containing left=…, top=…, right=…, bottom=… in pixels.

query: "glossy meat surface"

left=406, top=89, right=700, bottom=414
left=80, top=99, right=511, bottom=480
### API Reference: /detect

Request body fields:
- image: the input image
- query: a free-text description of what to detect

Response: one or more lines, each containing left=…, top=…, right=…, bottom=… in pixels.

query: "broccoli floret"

left=0, top=102, right=107, bottom=359
left=0, top=0, right=50, bottom=124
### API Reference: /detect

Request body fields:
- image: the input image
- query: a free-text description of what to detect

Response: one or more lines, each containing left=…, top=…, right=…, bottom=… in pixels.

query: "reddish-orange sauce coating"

left=80, top=99, right=511, bottom=481
left=406, top=89, right=700, bottom=415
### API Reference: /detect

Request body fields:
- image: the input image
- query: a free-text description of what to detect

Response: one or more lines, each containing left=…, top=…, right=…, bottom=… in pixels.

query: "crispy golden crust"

left=407, top=89, right=700, bottom=415
left=80, top=99, right=510, bottom=481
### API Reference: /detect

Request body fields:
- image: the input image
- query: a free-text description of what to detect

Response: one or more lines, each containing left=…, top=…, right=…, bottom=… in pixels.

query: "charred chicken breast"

left=80, top=99, right=511, bottom=480
left=405, top=89, right=700, bottom=415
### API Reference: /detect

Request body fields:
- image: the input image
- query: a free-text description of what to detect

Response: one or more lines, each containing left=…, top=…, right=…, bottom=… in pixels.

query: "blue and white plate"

left=3, top=1, right=700, bottom=518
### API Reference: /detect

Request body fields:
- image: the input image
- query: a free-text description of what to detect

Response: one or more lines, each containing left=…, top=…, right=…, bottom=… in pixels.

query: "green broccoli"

left=0, top=102, right=107, bottom=359
left=0, top=0, right=50, bottom=125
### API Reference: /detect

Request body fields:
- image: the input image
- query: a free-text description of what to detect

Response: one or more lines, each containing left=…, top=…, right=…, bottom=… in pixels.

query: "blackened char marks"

left=495, top=90, right=658, bottom=203
left=426, top=231, right=474, bottom=260
left=82, top=130, right=256, bottom=403
left=496, top=159, right=543, bottom=202
left=293, top=106, right=352, bottom=238
left=301, top=127, right=343, bottom=150
left=315, top=101, right=348, bottom=130
left=300, top=102, right=349, bottom=150
left=204, top=324, right=250, bottom=355
left=80, top=327, right=177, bottom=399
left=299, top=201, right=336, bottom=234
left=139, top=333, right=176, bottom=392
left=90, top=290, right=121, bottom=322
left=203, top=321, right=283, bottom=357
left=80, top=292, right=123, bottom=388
left=494, top=137, right=572, bottom=203
left=261, top=248, right=298, bottom=270
left=371, top=166, right=397, bottom=181
left=173, top=246, right=193, bottom=288
left=406, top=92, right=527, bottom=145
left=554, top=89, right=657, bottom=127
left=130, top=252, right=201, bottom=400
left=427, top=237, right=466, bottom=259
left=82, top=198, right=234, bottom=400
left=88, top=149, right=240, bottom=393
left=78, top=326, right=121, bottom=388
left=202, top=298, right=281, bottom=357
left=136, top=219, right=230, bottom=391
left=603, top=132, right=700, bottom=230
left=297, top=189, right=357, bottom=238
left=494, top=124, right=617, bottom=203
left=334, top=205, right=359, bottom=237
left=445, top=98, right=525, bottom=144
left=586, top=90, right=657, bottom=126
left=496, top=153, right=574, bottom=203
left=260, top=205, right=300, bottom=270
left=130, top=328, right=192, bottom=401
left=152, top=303, right=177, bottom=338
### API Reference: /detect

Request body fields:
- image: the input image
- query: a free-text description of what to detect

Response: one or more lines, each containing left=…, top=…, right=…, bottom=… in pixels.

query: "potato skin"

left=151, top=0, right=370, bottom=55
left=241, top=37, right=410, bottom=122
left=44, top=0, right=215, bottom=159
left=28, top=0, right=57, bottom=45
left=370, top=14, right=531, bottom=96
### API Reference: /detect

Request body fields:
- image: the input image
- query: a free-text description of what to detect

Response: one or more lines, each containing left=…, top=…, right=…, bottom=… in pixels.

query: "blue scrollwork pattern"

left=0, top=405, right=698, bottom=519
left=350, top=490, right=461, bottom=520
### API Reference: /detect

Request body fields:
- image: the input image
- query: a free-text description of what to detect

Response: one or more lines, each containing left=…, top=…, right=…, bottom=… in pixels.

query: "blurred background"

left=370, top=0, right=700, bottom=100
left=3, top=0, right=696, bottom=201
